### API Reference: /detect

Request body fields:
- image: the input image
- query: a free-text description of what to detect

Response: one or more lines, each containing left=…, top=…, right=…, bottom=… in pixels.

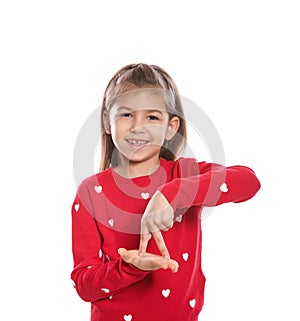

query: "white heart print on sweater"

left=94, top=185, right=102, bottom=193
left=220, top=182, right=228, bottom=193
left=141, top=192, right=149, bottom=199
left=74, top=203, right=80, bottom=212
left=189, top=299, right=196, bottom=308
left=162, top=289, right=170, bottom=298
left=123, top=314, right=132, bottom=321
left=175, top=215, right=183, bottom=223
left=182, top=252, right=189, bottom=262
left=108, top=218, right=114, bottom=227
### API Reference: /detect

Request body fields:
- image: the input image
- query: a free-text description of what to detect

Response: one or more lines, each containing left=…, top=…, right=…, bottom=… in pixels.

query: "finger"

left=152, top=231, right=170, bottom=259
left=118, top=248, right=131, bottom=263
left=138, top=233, right=150, bottom=257
left=168, top=259, right=179, bottom=273
left=159, top=258, right=179, bottom=272
left=161, top=222, right=173, bottom=232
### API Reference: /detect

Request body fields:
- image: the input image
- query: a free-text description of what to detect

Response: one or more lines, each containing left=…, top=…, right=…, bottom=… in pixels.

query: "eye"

left=120, top=113, right=132, bottom=118
left=147, top=115, right=159, bottom=120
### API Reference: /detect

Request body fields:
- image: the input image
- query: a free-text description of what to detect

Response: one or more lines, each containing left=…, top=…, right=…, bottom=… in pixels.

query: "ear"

left=103, top=109, right=111, bottom=134
left=165, top=116, right=180, bottom=141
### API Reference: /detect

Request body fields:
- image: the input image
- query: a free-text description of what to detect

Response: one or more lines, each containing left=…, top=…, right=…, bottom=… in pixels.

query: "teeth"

left=127, top=139, right=148, bottom=146
left=128, top=140, right=147, bottom=144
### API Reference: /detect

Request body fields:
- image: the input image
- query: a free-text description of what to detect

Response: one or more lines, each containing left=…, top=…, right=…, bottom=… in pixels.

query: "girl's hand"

left=118, top=248, right=179, bottom=273
left=139, top=191, right=174, bottom=258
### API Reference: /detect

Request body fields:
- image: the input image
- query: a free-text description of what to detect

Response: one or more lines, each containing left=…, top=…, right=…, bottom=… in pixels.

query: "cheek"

left=149, top=126, right=168, bottom=142
left=110, top=128, right=124, bottom=145
left=111, top=120, right=128, bottom=135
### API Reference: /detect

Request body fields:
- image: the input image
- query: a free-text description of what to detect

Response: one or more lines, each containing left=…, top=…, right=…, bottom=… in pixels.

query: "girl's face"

left=105, top=89, right=179, bottom=166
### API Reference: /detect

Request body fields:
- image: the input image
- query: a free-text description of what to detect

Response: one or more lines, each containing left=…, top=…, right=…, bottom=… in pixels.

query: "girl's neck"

left=113, top=156, right=161, bottom=179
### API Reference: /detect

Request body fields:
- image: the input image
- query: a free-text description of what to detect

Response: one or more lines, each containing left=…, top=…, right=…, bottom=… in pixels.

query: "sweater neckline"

left=103, top=158, right=168, bottom=198
left=109, top=158, right=167, bottom=182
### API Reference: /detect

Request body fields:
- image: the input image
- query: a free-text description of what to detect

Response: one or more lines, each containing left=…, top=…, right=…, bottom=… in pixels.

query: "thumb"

left=118, top=248, right=130, bottom=262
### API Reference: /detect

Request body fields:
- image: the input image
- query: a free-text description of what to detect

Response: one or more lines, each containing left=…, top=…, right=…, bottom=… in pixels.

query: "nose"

left=130, top=113, right=146, bottom=133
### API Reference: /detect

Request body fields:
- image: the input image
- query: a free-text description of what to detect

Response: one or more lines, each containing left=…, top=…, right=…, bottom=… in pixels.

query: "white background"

left=1, top=1, right=299, bottom=320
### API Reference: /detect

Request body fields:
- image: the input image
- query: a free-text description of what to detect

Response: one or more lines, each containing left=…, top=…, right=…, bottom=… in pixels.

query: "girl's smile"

left=125, top=138, right=150, bottom=150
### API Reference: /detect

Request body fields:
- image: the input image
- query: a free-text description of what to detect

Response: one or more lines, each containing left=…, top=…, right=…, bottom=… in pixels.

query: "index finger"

left=138, top=233, right=150, bottom=257
left=152, top=231, right=170, bottom=259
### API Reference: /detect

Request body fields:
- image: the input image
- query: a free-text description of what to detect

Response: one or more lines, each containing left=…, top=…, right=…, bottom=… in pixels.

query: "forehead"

left=112, top=88, right=167, bottom=112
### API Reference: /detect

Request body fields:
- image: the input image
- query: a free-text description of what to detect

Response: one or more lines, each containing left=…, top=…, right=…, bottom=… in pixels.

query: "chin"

left=123, top=151, right=161, bottom=164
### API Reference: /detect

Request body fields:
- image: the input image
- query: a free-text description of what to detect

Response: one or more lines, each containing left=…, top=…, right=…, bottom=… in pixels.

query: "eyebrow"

left=116, top=106, right=164, bottom=115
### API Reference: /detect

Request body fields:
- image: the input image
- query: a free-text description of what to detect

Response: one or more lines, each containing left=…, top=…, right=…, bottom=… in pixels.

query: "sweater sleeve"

left=158, top=159, right=261, bottom=210
left=71, top=180, right=149, bottom=303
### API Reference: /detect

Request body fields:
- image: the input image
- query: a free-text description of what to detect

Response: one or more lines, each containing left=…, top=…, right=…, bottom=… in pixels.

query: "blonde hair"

left=100, top=63, right=187, bottom=171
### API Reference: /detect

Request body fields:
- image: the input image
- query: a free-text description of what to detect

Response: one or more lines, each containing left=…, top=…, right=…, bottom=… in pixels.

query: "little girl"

left=71, top=63, right=261, bottom=321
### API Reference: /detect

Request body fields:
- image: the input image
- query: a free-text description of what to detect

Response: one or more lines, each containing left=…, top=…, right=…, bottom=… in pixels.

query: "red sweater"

left=71, top=157, right=260, bottom=321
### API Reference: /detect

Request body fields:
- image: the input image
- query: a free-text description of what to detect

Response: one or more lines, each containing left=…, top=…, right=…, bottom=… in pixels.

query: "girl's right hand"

left=118, top=248, right=179, bottom=273
left=139, top=190, right=174, bottom=259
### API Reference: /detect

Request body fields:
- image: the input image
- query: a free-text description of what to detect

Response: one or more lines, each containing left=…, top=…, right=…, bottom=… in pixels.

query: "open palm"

left=118, top=248, right=178, bottom=273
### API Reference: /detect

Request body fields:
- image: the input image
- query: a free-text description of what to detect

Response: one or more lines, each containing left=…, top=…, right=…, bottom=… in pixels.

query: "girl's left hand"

left=118, top=248, right=179, bottom=273
left=139, top=191, right=174, bottom=258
